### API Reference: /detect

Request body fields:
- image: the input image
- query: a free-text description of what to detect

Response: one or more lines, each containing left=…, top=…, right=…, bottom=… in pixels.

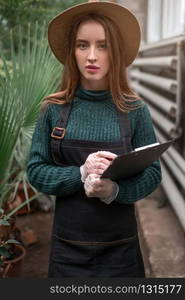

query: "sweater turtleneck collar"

left=75, top=85, right=112, bottom=101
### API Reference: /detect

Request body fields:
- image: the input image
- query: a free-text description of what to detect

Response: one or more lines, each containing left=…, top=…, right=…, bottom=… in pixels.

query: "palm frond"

left=0, top=22, right=61, bottom=207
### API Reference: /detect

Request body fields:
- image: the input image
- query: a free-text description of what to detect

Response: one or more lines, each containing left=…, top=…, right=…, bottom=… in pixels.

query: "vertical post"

left=176, top=40, right=185, bottom=156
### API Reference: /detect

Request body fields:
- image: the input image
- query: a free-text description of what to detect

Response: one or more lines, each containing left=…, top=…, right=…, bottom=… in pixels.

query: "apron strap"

left=51, top=103, right=72, bottom=165
left=117, top=110, right=133, bottom=152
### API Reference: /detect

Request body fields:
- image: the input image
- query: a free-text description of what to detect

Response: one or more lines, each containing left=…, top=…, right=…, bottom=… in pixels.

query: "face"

left=75, top=20, right=110, bottom=90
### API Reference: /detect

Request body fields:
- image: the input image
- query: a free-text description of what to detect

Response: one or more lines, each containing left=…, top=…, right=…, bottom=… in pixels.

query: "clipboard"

left=101, top=139, right=175, bottom=181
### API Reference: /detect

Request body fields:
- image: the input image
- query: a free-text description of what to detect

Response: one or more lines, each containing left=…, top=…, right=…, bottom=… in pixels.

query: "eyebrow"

left=75, top=39, right=106, bottom=43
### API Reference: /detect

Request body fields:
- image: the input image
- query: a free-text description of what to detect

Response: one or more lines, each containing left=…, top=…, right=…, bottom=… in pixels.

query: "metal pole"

left=130, top=69, right=177, bottom=94
left=132, top=81, right=176, bottom=117
left=148, top=106, right=177, bottom=137
left=162, top=151, right=185, bottom=188
left=161, top=163, right=185, bottom=231
left=134, top=56, right=177, bottom=69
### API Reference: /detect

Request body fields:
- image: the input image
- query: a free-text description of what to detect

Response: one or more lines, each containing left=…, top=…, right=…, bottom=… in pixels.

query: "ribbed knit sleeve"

left=26, top=105, right=83, bottom=196
left=115, top=104, right=161, bottom=204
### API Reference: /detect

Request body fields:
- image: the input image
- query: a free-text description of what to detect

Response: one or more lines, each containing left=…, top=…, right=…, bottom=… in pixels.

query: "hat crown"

left=48, top=1, right=141, bottom=66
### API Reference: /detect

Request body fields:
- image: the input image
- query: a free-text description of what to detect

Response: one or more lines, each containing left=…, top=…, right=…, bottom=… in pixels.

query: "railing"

left=130, top=36, right=185, bottom=230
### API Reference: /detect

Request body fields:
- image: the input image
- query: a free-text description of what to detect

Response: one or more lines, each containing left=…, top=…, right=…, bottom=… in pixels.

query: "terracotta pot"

left=0, top=244, right=26, bottom=278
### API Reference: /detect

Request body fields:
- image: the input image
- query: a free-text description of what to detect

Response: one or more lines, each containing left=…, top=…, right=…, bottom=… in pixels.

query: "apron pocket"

left=95, top=235, right=138, bottom=267
left=50, top=234, right=95, bottom=265
left=94, top=236, right=144, bottom=277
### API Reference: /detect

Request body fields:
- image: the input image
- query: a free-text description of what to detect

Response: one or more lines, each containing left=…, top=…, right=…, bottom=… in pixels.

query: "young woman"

left=27, top=1, right=161, bottom=278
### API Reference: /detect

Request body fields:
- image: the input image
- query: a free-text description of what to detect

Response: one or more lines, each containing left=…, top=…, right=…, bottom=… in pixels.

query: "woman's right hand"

left=80, top=151, right=117, bottom=182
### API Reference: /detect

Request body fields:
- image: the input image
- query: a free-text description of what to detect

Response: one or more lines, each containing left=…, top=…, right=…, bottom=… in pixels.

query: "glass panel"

left=162, top=0, right=185, bottom=38
left=147, top=0, right=162, bottom=42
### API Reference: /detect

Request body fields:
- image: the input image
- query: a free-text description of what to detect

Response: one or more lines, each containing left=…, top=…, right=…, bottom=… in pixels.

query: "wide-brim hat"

left=48, top=1, right=141, bottom=66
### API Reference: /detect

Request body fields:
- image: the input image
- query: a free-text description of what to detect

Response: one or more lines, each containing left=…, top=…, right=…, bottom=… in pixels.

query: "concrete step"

left=136, top=197, right=185, bottom=278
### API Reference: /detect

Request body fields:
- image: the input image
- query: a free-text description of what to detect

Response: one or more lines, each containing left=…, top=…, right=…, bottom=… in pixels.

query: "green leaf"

left=0, top=219, right=10, bottom=226
left=0, top=22, right=61, bottom=209
left=0, top=247, right=11, bottom=258
left=5, top=239, right=20, bottom=244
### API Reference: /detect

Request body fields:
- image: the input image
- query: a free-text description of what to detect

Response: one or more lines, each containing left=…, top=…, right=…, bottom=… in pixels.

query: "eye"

left=98, top=43, right=107, bottom=49
left=76, top=43, right=88, bottom=50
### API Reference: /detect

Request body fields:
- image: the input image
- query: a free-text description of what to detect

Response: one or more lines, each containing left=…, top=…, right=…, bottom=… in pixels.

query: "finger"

left=85, top=187, right=97, bottom=197
left=84, top=181, right=90, bottom=191
left=96, top=151, right=117, bottom=160
left=88, top=152, right=98, bottom=160
left=90, top=178, right=108, bottom=186
left=95, top=161, right=112, bottom=171
left=96, top=157, right=113, bottom=166
left=98, top=157, right=114, bottom=164
left=84, top=181, right=96, bottom=197
left=88, top=173, right=100, bottom=181
left=92, top=168, right=105, bottom=176
left=85, top=175, right=99, bottom=188
left=95, top=169, right=104, bottom=176
left=90, top=179, right=103, bottom=189
left=88, top=166, right=110, bottom=177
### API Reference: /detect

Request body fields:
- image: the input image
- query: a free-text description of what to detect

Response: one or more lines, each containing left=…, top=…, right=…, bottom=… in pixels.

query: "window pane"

left=147, top=0, right=162, bottom=42
left=162, top=0, right=185, bottom=38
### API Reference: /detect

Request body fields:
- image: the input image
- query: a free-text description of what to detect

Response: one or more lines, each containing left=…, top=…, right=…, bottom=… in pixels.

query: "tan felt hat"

left=48, top=1, right=141, bottom=66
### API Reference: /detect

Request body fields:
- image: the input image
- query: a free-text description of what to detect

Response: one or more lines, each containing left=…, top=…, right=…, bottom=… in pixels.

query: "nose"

left=87, top=46, right=97, bottom=63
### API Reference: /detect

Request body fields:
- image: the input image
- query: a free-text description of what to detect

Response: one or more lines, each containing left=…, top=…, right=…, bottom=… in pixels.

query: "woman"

left=27, top=0, right=161, bottom=278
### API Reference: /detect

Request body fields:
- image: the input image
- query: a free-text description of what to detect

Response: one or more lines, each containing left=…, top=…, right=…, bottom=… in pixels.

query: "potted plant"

left=0, top=210, right=26, bottom=278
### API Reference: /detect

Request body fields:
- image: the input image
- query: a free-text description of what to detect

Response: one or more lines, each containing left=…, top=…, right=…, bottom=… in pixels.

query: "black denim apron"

left=48, top=102, right=145, bottom=277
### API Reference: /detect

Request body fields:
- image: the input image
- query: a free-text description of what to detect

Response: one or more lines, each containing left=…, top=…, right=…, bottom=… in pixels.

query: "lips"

left=85, top=65, right=100, bottom=70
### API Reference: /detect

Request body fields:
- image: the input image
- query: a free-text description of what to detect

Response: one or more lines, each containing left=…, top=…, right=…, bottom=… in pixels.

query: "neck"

left=80, top=77, right=108, bottom=91
left=75, top=85, right=112, bottom=101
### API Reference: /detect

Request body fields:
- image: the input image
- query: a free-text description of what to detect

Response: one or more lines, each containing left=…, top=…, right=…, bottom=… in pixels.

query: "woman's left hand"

left=84, top=173, right=118, bottom=199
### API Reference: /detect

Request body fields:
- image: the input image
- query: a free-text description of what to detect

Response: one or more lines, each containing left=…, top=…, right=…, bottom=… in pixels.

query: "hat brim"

left=48, top=1, right=141, bottom=66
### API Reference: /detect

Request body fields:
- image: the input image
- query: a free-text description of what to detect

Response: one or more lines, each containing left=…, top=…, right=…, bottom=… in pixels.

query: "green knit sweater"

left=27, top=86, right=161, bottom=204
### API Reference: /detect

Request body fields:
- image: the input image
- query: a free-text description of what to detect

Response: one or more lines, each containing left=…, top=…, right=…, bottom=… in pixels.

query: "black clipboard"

left=101, top=139, right=175, bottom=181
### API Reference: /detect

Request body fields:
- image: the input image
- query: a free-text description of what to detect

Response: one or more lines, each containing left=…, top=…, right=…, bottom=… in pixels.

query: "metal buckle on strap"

left=51, top=127, right=66, bottom=139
